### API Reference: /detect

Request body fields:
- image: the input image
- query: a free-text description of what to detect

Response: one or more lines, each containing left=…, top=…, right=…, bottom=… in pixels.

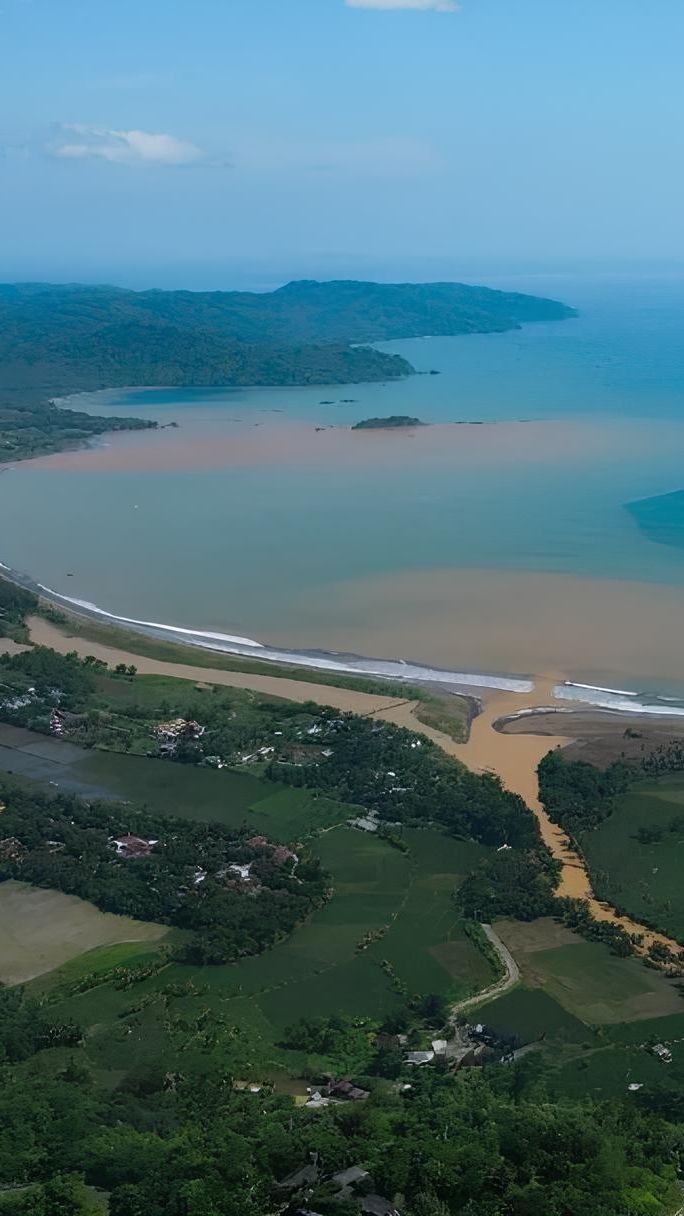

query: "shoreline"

left=12, top=608, right=684, bottom=961
left=1, top=560, right=535, bottom=696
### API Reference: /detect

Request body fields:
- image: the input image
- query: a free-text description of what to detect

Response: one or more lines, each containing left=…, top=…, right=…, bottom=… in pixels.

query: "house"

left=361, top=1197, right=401, bottom=1216
left=113, top=834, right=157, bottom=860
left=650, top=1043, right=673, bottom=1063
left=246, top=836, right=297, bottom=866
left=305, top=1091, right=332, bottom=1109
left=329, top=1079, right=369, bottom=1102
left=405, top=1050, right=434, bottom=1066
left=0, top=836, right=25, bottom=861
left=276, top=1163, right=320, bottom=1192
left=431, top=1039, right=448, bottom=1057
left=332, top=1166, right=370, bottom=1190
left=349, top=815, right=379, bottom=833
left=154, top=718, right=205, bottom=751
left=228, top=862, right=252, bottom=882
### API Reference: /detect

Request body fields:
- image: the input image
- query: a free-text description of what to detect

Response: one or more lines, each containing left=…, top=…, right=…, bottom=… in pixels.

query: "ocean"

left=3, top=273, right=684, bottom=706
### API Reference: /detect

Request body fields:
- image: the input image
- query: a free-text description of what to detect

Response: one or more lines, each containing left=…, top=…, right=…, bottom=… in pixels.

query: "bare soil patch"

left=0, top=880, right=167, bottom=985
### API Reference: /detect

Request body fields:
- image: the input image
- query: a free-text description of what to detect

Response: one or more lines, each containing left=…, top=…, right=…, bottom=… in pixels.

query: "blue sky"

left=1, top=0, right=683, bottom=287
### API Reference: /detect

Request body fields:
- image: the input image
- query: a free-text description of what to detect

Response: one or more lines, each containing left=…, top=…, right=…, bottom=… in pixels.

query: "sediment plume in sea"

left=35, top=582, right=534, bottom=693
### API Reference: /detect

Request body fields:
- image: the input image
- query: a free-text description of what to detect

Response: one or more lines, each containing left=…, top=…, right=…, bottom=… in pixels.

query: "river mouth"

left=5, top=288, right=684, bottom=705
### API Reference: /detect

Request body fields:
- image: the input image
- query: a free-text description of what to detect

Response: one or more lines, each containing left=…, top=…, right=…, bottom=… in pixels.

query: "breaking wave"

left=554, top=680, right=684, bottom=717
left=36, top=583, right=534, bottom=693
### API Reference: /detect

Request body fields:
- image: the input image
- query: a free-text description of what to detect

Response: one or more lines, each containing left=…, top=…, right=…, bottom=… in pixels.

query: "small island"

left=352, top=415, right=425, bottom=431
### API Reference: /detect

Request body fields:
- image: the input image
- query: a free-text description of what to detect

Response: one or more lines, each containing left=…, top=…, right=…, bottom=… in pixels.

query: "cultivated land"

left=24, top=827, right=493, bottom=1083
left=11, top=611, right=684, bottom=958
left=492, top=917, right=684, bottom=1024
left=469, top=915, right=684, bottom=1102
left=0, top=880, right=168, bottom=985
left=580, top=773, right=684, bottom=942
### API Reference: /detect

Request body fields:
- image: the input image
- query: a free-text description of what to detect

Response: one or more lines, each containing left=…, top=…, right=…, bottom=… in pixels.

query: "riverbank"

left=16, top=610, right=684, bottom=960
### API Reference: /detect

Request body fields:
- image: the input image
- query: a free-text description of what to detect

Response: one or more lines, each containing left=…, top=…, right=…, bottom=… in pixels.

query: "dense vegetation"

left=457, top=847, right=560, bottom=922
left=268, top=712, right=538, bottom=848
left=352, top=415, right=424, bottom=430
left=0, top=278, right=574, bottom=460
left=0, top=577, right=38, bottom=642
left=0, top=997, right=681, bottom=1216
left=538, top=750, right=684, bottom=955
left=0, top=640, right=535, bottom=851
left=0, top=778, right=327, bottom=964
left=0, top=394, right=155, bottom=462
left=538, top=750, right=635, bottom=836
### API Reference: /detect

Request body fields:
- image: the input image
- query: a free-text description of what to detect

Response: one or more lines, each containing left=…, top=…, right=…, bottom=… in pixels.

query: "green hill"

left=0, top=278, right=575, bottom=460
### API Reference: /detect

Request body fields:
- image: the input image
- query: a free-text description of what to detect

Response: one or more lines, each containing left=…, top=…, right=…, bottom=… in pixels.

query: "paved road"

left=451, top=924, right=520, bottom=1018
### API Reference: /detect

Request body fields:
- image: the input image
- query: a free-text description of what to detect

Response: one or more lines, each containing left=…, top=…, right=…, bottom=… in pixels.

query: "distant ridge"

left=0, top=278, right=576, bottom=396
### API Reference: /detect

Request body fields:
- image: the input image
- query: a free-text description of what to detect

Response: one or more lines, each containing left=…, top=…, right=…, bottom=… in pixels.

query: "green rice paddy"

left=27, top=826, right=493, bottom=1082
left=580, top=773, right=684, bottom=943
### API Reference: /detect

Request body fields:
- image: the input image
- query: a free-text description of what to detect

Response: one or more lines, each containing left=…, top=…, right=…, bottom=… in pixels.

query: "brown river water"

left=22, top=616, right=683, bottom=960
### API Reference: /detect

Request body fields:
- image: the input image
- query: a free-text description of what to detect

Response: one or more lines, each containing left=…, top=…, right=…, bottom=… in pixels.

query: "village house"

left=246, top=836, right=297, bottom=866
left=154, top=718, right=205, bottom=753
left=405, top=1050, right=434, bottom=1066
left=328, top=1078, right=370, bottom=1102
left=0, top=836, right=25, bottom=861
left=227, top=862, right=252, bottom=882
left=112, top=834, right=158, bottom=860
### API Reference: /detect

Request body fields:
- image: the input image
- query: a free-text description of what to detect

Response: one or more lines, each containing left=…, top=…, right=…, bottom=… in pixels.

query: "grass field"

left=69, top=751, right=349, bottom=839
left=493, top=917, right=684, bottom=1025
left=31, top=827, right=493, bottom=1083
left=580, top=774, right=684, bottom=943
left=0, top=880, right=168, bottom=985
left=472, top=987, right=591, bottom=1045
left=466, top=915, right=684, bottom=1061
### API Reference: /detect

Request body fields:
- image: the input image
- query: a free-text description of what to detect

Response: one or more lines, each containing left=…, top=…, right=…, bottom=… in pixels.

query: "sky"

left=1, top=0, right=684, bottom=288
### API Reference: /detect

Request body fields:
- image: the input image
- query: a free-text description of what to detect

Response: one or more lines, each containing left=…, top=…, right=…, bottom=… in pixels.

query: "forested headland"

left=0, top=278, right=575, bottom=460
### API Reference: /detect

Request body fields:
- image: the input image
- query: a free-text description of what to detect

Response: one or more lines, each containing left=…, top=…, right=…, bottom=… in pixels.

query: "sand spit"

left=17, top=617, right=684, bottom=959
left=25, top=616, right=443, bottom=727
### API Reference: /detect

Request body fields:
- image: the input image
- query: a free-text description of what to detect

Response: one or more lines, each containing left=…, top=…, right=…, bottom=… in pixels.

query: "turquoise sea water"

left=2, top=274, right=684, bottom=697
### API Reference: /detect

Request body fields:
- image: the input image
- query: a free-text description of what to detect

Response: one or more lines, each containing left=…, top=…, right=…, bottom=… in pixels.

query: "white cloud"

left=346, top=0, right=459, bottom=10
left=50, top=125, right=205, bottom=166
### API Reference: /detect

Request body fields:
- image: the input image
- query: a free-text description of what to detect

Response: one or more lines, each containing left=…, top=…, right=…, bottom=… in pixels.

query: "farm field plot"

left=489, top=917, right=683, bottom=1027
left=37, top=828, right=492, bottom=1081
left=70, top=750, right=345, bottom=839
left=366, top=831, right=492, bottom=997
left=472, top=987, right=591, bottom=1046
left=581, top=775, right=684, bottom=943
left=0, top=880, right=168, bottom=985
left=552, top=1013, right=684, bottom=1101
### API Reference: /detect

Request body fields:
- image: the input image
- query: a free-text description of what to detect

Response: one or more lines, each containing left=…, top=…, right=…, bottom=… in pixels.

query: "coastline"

left=12, top=606, right=684, bottom=960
